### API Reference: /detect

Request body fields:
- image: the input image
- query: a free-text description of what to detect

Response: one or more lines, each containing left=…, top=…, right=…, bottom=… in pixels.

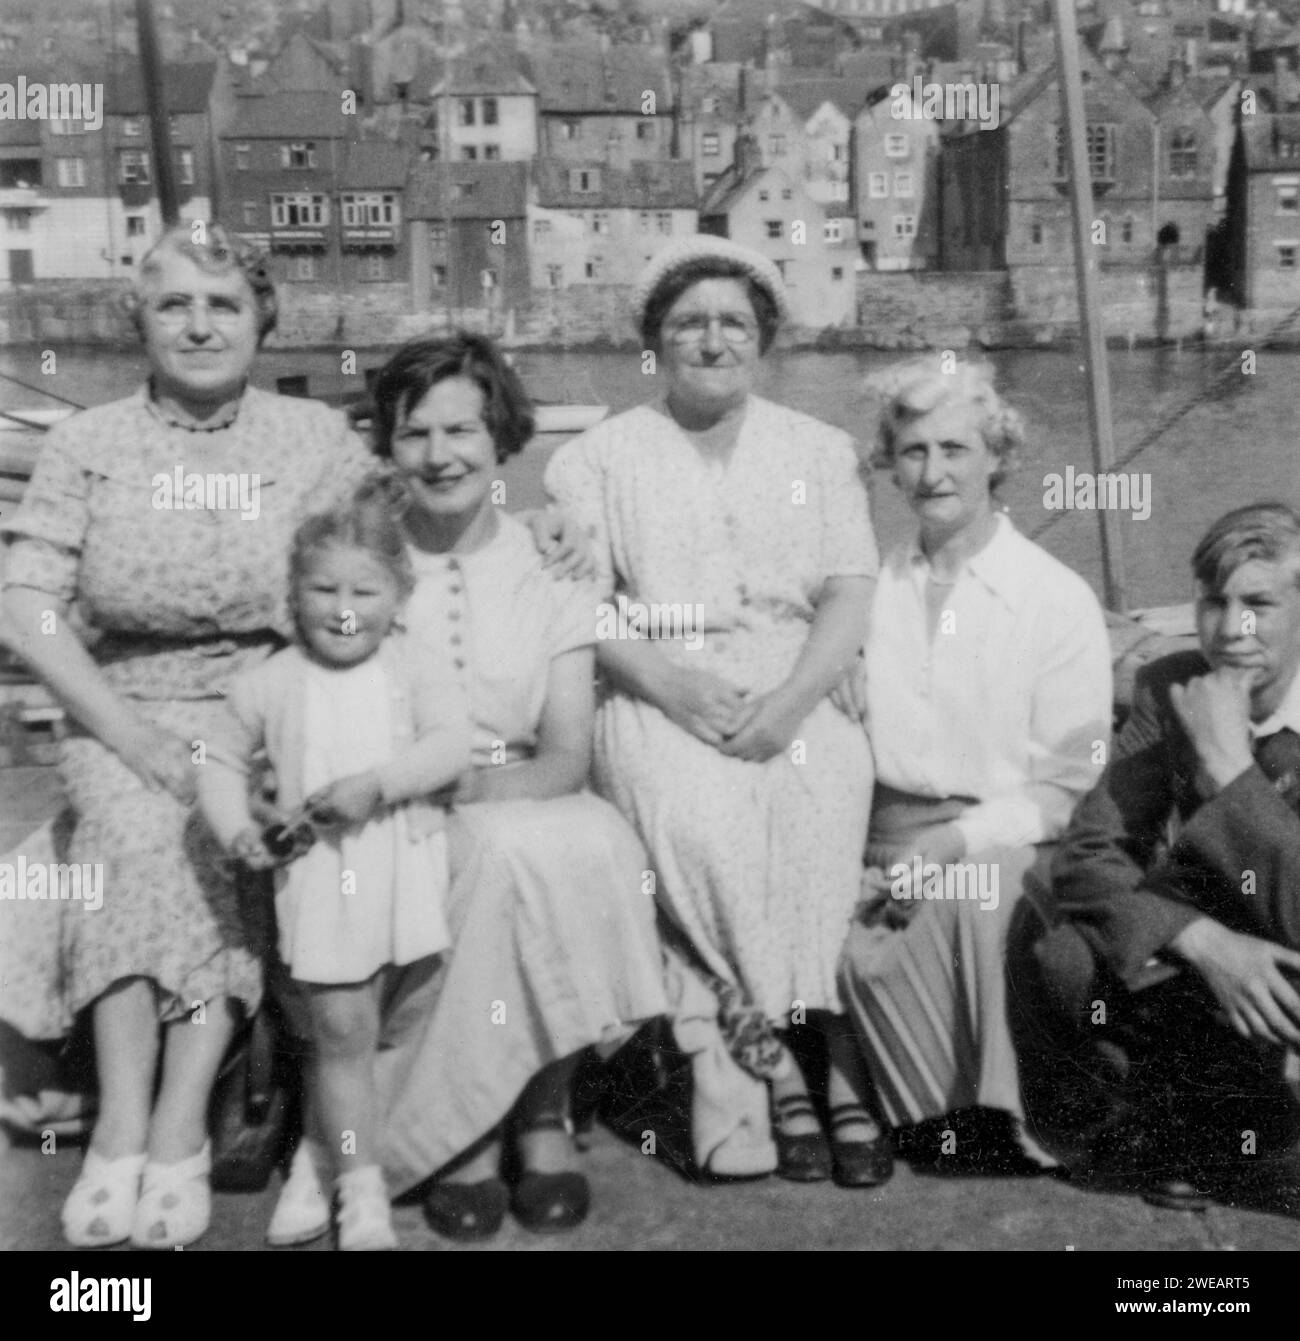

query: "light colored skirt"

left=378, top=791, right=667, bottom=1193
left=838, top=791, right=1050, bottom=1127
left=594, top=690, right=872, bottom=1021
left=0, top=699, right=264, bottom=1039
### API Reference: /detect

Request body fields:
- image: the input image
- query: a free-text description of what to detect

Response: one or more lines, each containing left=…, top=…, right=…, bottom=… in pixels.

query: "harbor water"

left=3, top=343, right=1298, bottom=610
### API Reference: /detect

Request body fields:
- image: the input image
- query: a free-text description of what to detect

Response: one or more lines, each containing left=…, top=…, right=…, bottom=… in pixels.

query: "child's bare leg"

left=305, top=980, right=382, bottom=1175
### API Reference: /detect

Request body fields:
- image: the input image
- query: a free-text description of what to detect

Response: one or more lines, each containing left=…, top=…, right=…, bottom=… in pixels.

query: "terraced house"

left=0, top=60, right=217, bottom=283
left=527, top=159, right=698, bottom=290
left=426, top=50, right=539, bottom=163
left=531, top=43, right=675, bottom=173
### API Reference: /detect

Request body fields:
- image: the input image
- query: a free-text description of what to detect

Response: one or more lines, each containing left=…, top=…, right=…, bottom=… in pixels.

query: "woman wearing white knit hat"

left=546, top=237, right=890, bottom=1185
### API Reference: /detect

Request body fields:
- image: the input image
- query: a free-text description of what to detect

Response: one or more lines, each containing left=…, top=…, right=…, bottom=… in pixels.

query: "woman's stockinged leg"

left=824, top=1013, right=885, bottom=1141
left=148, top=997, right=237, bottom=1163
left=89, top=977, right=159, bottom=1159
left=305, top=980, right=383, bottom=1176
left=769, top=1049, right=821, bottom=1137
left=149, top=995, right=238, bottom=1163
left=514, top=1053, right=582, bottom=1174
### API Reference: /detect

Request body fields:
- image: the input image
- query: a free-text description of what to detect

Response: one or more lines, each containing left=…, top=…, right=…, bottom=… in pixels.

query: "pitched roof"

left=101, top=61, right=217, bottom=115
left=429, top=47, right=536, bottom=98
left=527, top=43, right=673, bottom=114
left=698, top=161, right=800, bottom=217
left=699, top=162, right=748, bottom=216
left=1146, top=73, right=1234, bottom=117
left=405, top=160, right=528, bottom=220
left=226, top=90, right=356, bottom=138
left=772, top=76, right=867, bottom=123
left=533, top=158, right=697, bottom=209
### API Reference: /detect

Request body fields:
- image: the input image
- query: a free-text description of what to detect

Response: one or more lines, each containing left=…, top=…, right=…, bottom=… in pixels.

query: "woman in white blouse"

left=839, top=359, right=1113, bottom=1167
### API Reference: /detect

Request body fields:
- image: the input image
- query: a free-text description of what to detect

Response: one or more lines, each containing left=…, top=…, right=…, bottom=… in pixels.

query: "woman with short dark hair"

left=334, top=333, right=666, bottom=1240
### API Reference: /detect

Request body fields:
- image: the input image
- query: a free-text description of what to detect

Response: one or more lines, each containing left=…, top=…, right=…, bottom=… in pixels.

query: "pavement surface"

left=4, top=768, right=1300, bottom=1254
left=4, top=1115, right=1300, bottom=1252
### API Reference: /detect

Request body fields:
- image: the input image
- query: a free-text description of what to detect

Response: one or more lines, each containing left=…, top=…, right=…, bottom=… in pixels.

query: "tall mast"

left=136, top=0, right=179, bottom=226
left=1052, top=0, right=1127, bottom=613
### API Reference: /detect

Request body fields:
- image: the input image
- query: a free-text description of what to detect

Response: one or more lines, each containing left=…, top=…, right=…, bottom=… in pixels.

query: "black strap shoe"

left=772, top=1094, right=832, bottom=1183
left=827, top=1103, right=894, bottom=1189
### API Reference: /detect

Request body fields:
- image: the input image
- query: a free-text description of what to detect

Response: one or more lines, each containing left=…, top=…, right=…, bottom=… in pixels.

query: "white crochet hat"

left=632, top=235, right=789, bottom=337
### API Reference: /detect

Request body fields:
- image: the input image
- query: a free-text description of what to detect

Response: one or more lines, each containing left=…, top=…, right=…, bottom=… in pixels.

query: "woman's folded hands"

left=717, top=687, right=808, bottom=762
left=657, top=663, right=751, bottom=748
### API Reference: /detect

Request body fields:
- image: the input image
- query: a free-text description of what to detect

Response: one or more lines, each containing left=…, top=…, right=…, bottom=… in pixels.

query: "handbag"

left=208, top=868, right=299, bottom=1193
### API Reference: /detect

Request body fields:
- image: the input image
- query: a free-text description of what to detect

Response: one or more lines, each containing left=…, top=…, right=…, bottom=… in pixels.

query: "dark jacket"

left=1050, top=650, right=1300, bottom=991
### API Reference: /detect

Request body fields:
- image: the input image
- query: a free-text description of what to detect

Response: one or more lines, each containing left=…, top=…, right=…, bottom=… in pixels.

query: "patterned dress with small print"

left=0, top=385, right=377, bottom=1036
left=545, top=396, right=878, bottom=1021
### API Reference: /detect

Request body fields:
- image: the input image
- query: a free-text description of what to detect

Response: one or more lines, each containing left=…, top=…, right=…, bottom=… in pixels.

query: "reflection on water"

left=3, top=342, right=1296, bottom=609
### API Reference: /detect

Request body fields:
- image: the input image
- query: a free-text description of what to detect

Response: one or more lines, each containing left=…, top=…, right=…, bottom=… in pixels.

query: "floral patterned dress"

left=545, top=396, right=878, bottom=1022
left=0, top=385, right=375, bottom=1034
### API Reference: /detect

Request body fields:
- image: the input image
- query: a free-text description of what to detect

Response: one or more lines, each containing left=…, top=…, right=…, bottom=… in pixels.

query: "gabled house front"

left=700, top=137, right=855, bottom=327
left=527, top=158, right=698, bottom=291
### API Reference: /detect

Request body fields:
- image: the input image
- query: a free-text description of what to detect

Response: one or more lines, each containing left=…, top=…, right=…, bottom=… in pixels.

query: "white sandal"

left=336, top=1165, right=397, bottom=1251
left=267, top=1141, right=330, bottom=1247
left=61, top=1148, right=147, bottom=1248
left=129, top=1141, right=212, bottom=1250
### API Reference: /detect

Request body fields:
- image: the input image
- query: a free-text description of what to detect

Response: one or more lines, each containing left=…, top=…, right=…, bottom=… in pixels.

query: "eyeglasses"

left=148, top=296, right=250, bottom=329
left=664, top=313, right=759, bottom=346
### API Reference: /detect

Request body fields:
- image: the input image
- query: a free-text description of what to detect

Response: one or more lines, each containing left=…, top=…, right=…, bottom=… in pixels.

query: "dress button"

left=453, top=657, right=466, bottom=670
left=450, top=633, right=462, bottom=646
left=449, top=608, right=461, bottom=620
left=447, top=558, right=460, bottom=571
left=448, top=584, right=462, bottom=595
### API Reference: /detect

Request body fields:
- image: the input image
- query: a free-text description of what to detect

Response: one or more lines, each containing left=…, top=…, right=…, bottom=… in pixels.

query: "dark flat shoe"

left=828, top=1103, right=894, bottom=1189
left=511, top=1171, right=590, bottom=1234
left=424, top=1178, right=508, bottom=1241
left=772, top=1094, right=832, bottom=1183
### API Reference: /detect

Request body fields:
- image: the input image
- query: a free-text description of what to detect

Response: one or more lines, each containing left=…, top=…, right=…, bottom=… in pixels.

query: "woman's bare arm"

left=460, top=647, right=595, bottom=803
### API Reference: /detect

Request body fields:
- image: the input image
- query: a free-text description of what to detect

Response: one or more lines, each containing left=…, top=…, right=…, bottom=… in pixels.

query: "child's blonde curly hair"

left=865, top=356, right=1026, bottom=490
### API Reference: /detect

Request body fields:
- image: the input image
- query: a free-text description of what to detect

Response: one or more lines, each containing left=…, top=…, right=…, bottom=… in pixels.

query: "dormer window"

left=569, top=168, right=601, bottom=193
left=281, top=142, right=317, bottom=170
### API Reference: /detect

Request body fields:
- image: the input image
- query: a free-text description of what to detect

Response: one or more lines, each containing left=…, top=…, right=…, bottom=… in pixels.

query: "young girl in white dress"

left=201, top=496, right=470, bottom=1249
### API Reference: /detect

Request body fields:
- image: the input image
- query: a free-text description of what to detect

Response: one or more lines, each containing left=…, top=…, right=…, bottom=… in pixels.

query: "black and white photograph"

left=1, top=0, right=1299, bottom=1287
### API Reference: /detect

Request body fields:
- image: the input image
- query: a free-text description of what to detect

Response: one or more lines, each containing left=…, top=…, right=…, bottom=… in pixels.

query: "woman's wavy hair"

left=121, top=223, right=278, bottom=343
left=865, top=356, right=1025, bottom=491
left=369, top=333, right=535, bottom=463
left=1191, top=502, right=1300, bottom=594
left=287, top=493, right=415, bottom=643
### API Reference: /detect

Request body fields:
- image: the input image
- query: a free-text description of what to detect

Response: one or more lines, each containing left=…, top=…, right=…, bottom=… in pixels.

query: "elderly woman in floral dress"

left=546, top=238, right=889, bottom=1186
left=0, top=226, right=382, bottom=1248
